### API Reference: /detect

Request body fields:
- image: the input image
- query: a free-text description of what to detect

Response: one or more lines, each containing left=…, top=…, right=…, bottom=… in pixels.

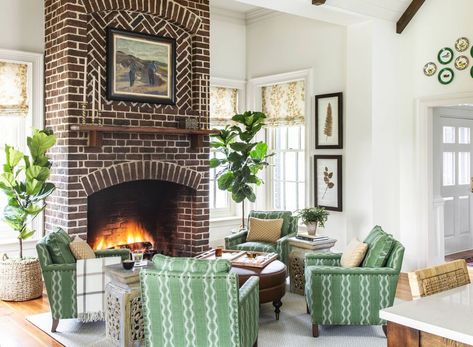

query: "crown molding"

left=210, top=6, right=246, bottom=24
left=245, top=8, right=281, bottom=25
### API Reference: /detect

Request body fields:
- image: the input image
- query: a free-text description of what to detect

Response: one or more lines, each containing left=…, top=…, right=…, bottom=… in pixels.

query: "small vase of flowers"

left=296, top=207, right=329, bottom=236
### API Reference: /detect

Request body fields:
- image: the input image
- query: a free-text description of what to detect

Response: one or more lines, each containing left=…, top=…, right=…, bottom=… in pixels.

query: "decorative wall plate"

left=438, top=68, right=454, bottom=85
left=423, top=62, right=437, bottom=76
left=471, top=66, right=473, bottom=79
left=455, top=56, right=469, bottom=70
left=438, top=48, right=454, bottom=64
left=455, top=37, right=470, bottom=52
left=471, top=45, right=473, bottom=58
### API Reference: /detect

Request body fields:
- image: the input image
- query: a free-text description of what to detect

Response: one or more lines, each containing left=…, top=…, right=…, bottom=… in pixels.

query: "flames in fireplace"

left=93, top=220, right=154, bottom=251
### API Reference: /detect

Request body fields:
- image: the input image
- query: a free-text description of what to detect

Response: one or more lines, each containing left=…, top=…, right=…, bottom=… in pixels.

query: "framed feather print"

left=314, top=155, right=342, bottom=211
left=315, top=92, right=343, bottom=149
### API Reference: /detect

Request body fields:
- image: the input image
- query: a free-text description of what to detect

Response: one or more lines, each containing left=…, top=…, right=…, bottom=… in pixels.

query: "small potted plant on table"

left=0, top=129, right=56, bottom=301
left=296, top=207, right=329, bottom=236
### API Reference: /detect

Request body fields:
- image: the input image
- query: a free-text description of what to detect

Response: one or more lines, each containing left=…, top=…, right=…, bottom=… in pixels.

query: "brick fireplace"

left=44, top=0, right=211, bottom=256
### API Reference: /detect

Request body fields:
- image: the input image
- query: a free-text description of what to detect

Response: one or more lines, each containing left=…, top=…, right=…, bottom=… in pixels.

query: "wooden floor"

left=0, top=276, right=414, bottom=346
left=445, top=249, right=473, bottom=262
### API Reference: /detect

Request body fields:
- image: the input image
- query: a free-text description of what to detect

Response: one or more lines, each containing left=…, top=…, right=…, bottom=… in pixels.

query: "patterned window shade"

left=0, top=61, right=29, bottom=116
left=210, top=86, right=238, bottom=126
left=262, top=80, right=305, bottom=126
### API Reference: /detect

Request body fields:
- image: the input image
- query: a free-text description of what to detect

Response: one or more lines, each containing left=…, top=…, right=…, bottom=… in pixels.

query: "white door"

left=434, top=115, right=473, bottom=255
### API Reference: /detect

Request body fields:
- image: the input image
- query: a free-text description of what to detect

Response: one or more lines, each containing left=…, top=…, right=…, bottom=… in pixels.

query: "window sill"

left=210, top=216, right=240, bottom=223
left=0, top=238, right=39, bottom=257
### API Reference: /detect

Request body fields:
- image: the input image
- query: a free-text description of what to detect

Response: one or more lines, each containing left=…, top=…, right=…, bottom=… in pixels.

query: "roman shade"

left=261, top=80, right=305, bottom=126
left=209, top=86, right=238, bottom=126
left=0, top=61, right=29, bottom=116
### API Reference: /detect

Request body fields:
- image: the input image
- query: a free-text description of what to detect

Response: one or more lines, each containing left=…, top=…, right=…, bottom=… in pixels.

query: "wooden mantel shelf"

left=70, top=124, right=218, bottom=148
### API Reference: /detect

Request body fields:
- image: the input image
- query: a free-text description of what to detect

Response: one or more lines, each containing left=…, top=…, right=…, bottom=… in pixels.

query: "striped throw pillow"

left=246, top=217, right=284, bottom=244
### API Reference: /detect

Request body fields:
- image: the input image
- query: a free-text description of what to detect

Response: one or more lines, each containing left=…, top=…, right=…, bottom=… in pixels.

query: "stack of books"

left=296, top=234, right=329, bottom=242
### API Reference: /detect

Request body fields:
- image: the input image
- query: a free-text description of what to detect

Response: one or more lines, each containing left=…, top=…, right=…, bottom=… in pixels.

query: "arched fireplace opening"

left=87, top=179, right=188, bottom=256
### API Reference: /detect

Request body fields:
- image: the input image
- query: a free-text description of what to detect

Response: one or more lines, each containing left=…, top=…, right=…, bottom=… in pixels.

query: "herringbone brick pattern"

left=44, top=0, right=210, bottom=256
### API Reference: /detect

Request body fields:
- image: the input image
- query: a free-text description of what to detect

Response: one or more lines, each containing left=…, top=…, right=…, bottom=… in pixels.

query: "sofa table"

left=288, top=236, right=337, bottom=294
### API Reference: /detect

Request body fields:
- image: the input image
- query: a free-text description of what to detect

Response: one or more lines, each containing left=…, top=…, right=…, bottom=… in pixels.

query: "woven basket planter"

left=0, top=256, right=43, bottom=301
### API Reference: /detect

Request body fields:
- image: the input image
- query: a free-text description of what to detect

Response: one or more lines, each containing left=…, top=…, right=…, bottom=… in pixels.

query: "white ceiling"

left=224, top=0, right=413, bottom=26
left=210, top=0, right=258, bottom=14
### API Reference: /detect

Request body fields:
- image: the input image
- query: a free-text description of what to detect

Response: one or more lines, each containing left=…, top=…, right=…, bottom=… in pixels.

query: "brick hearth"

left=44, top=0, right=210, bottom=256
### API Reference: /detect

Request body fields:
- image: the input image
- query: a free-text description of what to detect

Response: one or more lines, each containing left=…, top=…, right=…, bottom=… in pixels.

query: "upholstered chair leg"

left=312, top=324, right=319, bottom=338
left=51, top=319, right=59, bottom=332
left=382, top=324, right=387, bottom=337
left=306, top=304, right=310, bottom=314
left=253, top=339, right=258, bottom=347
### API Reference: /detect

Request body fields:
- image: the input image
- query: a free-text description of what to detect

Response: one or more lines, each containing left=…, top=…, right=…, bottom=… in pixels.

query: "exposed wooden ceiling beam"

left=312, top=0, right=326, bottom=6
left=396, top=0, right=425, bottom=34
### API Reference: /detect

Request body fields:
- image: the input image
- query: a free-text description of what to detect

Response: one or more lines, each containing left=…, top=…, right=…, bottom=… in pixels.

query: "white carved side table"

left=105, top=263, right=151, bottom=347
left=288, top=236, right=337, bottom=295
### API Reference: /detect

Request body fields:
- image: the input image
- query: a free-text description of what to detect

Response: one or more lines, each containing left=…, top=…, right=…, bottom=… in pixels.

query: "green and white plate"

left=471, top=66, right=473, bottom=79
left=455, top=56, right=469, bottom=70
left=423, top=62, right=437, bottom=76
left=455, top=37, right=470, bottom=52
left=438, top=68, right=454, bottom=85
left=438, top=47, right=454, bottom=64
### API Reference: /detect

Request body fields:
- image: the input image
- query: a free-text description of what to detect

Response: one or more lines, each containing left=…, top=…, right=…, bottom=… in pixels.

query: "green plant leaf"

left=250, top=142, right=268, bottom=160
left=0, top=172, right=16, bottom=188
left=30, top=182, right=55, bottom=202
left=18, top=228, right=36, bottom=240
left=27, top=130, right=56, bottom=164
left=25, top=203, right=45, bottom=215
left=6, top=146, right=24, bottom=168
left=26, top=179, right=42, bottom=195
left=217, top=171, right=234, bottom=190
left=26, top=165, right=50, bottom=182
left=209, top=158, right=221, bottom=168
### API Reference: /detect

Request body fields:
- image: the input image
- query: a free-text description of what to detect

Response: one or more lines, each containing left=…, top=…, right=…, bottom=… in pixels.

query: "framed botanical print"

left=315, top=92, right=343, bottom=149
left=107, top=28, right=176, bottom=105
left=314, top=155, right=342, bottom=211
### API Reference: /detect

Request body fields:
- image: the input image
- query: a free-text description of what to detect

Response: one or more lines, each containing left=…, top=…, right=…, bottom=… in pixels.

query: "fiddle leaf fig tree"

left=0, top=129, right=56, bottom=258
left=210, top=111, right=272, bottom=227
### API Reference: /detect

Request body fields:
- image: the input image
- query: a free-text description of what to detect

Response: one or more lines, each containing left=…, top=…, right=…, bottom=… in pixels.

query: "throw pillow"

left=340, top=238, right=368, bottom=268
left=246, top=217, right=284, bottom=244
left=44, top=227, right=76, bottom=264
left=152, top=254, right=231, bottom=273
left=362, top=233, right=395, bottom=268
left=69, top=236, right=96, bottom=260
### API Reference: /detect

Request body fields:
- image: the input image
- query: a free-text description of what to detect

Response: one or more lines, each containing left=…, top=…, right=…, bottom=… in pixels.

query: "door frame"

left=416, top=92, right=473, bottom=266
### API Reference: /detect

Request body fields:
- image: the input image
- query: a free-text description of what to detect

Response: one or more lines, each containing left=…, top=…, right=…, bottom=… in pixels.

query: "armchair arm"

left=276, top=232, right=296, bottom=265
left=305, top=252, right=342, bottom=267
left=225, top=229, right=248, bottom=249
left=95, top=249, right=130, bottom=261
left=41, top=263, right=76, bottom=273
left=306, top=265, right=398, bottom=276
left=239, top=276, right=259, bottom=347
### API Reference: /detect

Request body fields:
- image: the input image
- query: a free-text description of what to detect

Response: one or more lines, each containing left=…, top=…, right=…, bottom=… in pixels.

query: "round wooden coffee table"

left=231, top=260, right=287, bottom=320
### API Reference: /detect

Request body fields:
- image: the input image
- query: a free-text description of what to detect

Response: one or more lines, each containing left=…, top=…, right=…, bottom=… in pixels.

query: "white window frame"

left=247, top=69, right=312, bottom=211
left=209, top=77, right=246, bottom=220
left=0, top=49, right=44, bottom=248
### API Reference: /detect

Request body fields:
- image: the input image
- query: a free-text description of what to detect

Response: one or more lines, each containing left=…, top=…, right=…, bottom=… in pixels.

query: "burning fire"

left=93, top=220, right=153, bottom=250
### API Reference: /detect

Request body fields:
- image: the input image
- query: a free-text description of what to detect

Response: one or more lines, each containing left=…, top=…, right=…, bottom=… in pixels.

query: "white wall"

left=210, top=9, right=247, bottom=81
left=246, top=13, right=347, bottom=249
left=0, top=0, right=44, bottom=53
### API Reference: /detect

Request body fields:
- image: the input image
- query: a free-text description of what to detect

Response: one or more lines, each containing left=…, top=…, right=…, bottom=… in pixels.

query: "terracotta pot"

left=306, top=222, right=318, bottom=236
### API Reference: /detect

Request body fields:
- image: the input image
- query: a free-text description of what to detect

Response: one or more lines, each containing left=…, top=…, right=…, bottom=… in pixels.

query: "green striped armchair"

left=140, top=254, right=259, bottom=347
left=225, top=210, right=298, bottom=265
left=36, top=228, right=130, bottom=332
left=304, top=226, right=405, bottom=337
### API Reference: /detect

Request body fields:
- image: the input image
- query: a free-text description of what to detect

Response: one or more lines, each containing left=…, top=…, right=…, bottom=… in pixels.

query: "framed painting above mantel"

left=106, top=28, right=176, bottom=105
left=314, top=155, right=342, bottom=212
left=315, top=92, right=343, bottom=149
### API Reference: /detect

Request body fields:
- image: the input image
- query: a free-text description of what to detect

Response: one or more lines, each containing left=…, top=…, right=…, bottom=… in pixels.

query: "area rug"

left=27, top=291, right=389, bottom=347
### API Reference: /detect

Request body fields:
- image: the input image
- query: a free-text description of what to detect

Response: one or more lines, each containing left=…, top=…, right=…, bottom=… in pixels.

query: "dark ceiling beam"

left=396, top=0, right=425, bottom=34
left=312, top=0, right=326, bottom=5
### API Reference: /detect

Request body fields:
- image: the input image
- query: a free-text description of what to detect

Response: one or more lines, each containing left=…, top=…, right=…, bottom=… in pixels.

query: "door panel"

left=435, top=115, right=473, bottom=255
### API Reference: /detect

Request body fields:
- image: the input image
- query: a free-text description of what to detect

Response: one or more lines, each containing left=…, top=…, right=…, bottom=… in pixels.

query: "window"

left=262, top=80, right=306, bottom=211
left=0, top=51, right=43, bottom=243
left=209, top=84, right=243, bottom=218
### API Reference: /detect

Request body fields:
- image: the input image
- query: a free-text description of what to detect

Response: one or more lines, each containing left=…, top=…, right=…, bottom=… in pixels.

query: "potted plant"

left=210, top=111, right=272, bottom=228
left=0, top=129, right=56, bottom=301
left=296, top=207, right=329, bottom=236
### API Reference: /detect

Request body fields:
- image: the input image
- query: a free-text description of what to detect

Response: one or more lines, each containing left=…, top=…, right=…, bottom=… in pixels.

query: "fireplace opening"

left=87, top=179, right=186, bottom=256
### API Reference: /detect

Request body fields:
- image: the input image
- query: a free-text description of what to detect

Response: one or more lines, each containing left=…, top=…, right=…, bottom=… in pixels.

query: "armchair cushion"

left=43, top=227, right=75, bottom=264
left=362, top=232, right=395, bottom=268
left=340, top=238, right=368, bottom=268
left=152, top=254, right=231, bottom=273
left=247, top=217, right=283, bottom=244
left=234, top=241, right=277, bottom=254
